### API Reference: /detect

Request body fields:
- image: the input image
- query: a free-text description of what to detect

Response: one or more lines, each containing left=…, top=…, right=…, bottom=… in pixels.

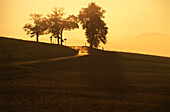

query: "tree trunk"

left=90, top=43, right=93, bottom=48
left=60, top=28, right=64, bottom=45
left=36, top=33, right=39, bottom=42
left=57, top=37, right=60, bottom=45
left=90, top=34, right=95, bottom=48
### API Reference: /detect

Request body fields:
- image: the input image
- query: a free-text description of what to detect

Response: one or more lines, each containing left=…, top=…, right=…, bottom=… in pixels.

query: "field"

left=0, top=37, right=170, bottom=112
left=0, top=37, right=77, bottom=64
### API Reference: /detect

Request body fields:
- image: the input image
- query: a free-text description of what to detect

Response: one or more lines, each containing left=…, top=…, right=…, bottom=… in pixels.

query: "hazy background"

left=0, top=0, right=170, bottom=57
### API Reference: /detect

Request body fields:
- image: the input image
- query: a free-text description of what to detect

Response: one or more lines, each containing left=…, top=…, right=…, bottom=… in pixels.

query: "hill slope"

left=0, top=38, right=170, bottom=112
left=0, top=37, right=78, bottom=64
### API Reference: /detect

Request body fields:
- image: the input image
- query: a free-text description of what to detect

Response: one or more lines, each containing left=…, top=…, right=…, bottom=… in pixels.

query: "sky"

left=0, top=0, right=170, bottom=57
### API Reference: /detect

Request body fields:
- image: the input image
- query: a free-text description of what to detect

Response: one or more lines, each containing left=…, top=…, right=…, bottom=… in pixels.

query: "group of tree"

left=23, top=8, right=78, bottom=45
left=23, top=2, right=108, bottom=48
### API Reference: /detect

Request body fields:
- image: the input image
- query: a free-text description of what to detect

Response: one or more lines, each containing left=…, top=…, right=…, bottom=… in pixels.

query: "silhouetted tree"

left=23, top=14, right=47, bottom=42
left=78, top=2, right=108, bottom=48
left=47, top=8, right=79, bottom=45
left=46, top=8, right=64, bottom=44
left=60, top=15, right=79, bottom=45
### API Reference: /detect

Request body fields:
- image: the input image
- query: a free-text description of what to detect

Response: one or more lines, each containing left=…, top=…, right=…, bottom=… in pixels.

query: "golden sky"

left=0, top=0, right=170, bottom=57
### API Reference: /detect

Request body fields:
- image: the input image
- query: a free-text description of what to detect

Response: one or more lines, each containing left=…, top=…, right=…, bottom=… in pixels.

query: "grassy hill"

left=0, top=37, right=170, bottom=112
left=0, top=37, right=78, bottom=64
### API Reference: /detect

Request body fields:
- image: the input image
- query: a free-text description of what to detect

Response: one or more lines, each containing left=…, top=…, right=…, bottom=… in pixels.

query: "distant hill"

left=0, top=37, right=78, bottom=64
left=106, top=33, right=170, bottom=57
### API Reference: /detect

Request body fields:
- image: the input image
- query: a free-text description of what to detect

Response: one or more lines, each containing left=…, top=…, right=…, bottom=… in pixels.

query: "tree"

left=46, top=8, right=64, bottom=44
left=78, top=2, right=108, bottom=48
left=47, top=8, right=79, bottom=45
left=60, top=14, right=79, bottom=45
left=23, top=14, right=47, bottom=42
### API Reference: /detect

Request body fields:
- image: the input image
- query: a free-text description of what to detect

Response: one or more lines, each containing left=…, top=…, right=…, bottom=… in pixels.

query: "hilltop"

left=0, top=37, right=77, bottom=64
left=0, top=37, right=170, bottom=112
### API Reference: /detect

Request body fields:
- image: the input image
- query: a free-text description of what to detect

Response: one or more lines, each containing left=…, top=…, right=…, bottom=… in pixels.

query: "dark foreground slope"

left=0, top=45, right=170, bottom=111
left=0, top=37, right=77, bottom=64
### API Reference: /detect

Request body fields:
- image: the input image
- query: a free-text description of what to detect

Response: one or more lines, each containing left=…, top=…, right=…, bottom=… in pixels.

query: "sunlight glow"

left=0, top=0, right=169, bottom=57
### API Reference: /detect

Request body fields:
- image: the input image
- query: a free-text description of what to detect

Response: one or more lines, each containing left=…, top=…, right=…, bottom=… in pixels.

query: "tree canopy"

left=78, top=2, right=108, bottom=48
left=23, top=3, right=108, bottom=47
left=23, top=14, right=47, bottom=42
left=46, top=8, right=79, bottom=45
left=24, top=8, right=79, bottom=44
